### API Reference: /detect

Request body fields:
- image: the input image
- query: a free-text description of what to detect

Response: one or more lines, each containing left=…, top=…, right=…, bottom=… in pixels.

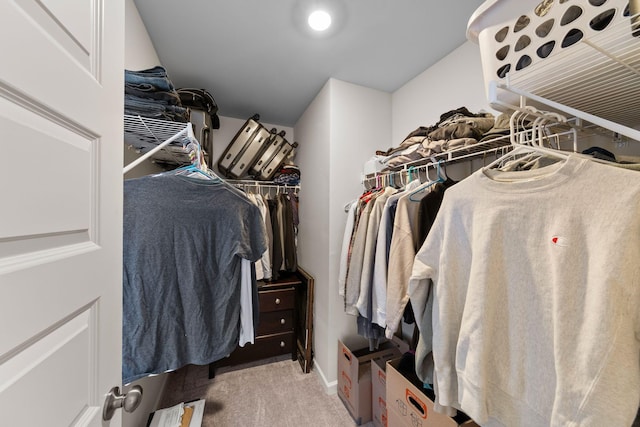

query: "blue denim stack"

left=124, top=66, right=188, bottom=122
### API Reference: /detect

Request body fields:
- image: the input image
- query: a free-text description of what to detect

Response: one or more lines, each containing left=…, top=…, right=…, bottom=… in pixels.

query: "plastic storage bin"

left=467, top=0, right=640, bottom=126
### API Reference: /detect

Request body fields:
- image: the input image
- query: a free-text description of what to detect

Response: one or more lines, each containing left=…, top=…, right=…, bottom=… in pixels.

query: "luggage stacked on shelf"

left=218, top=114, right=298, bottom=180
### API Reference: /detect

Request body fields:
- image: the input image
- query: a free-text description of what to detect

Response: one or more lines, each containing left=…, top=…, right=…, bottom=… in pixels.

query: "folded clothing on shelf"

left=124, top=66, right=188, bottom=122
left=368, top=107, right=513, bottom=172
left=272, top=165, right=301, bottom=186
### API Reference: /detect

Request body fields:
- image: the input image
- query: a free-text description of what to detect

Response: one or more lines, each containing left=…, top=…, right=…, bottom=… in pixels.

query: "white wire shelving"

left=123, top=115, right=194, bottom=174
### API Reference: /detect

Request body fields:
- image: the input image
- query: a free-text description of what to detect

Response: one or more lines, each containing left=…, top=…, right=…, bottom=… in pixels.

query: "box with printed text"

left=337, top=339, right=403, bottom=425
left=386, top=358, right=478, bottom=427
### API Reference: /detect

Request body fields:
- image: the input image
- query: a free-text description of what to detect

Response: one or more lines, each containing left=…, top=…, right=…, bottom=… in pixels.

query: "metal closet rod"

left=226, top=179, right=300, bottom=189
left=362, top=143, right=512, bottom=186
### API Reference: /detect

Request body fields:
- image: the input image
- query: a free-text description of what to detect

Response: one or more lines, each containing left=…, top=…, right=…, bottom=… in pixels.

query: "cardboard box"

left=371, top=357, right=390, bottom=427
left=337, top=339, right=403, bottom=425
left=386, top=358, right=479, bottom=427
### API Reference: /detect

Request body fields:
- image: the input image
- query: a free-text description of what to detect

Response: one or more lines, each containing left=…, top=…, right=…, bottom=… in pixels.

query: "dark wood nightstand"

left=209, top=268, right=314, bottom=377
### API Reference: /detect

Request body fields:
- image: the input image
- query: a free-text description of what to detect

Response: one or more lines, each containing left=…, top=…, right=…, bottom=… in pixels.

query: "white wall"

left=124, top=0, right=160, bottom=70
left=391, top=40, right=500, bottom=182
left=295, top=78, right=391, bottom=392
left=294, top=81, right=333, bottom=388
left=392, top=41, right=494, bottom=145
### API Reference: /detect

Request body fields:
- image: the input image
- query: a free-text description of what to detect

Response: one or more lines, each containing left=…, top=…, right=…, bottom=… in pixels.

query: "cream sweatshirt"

left=409, top=156, right=640, bottom=427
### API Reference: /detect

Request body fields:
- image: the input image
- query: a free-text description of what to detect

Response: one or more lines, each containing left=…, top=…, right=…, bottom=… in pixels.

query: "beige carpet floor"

left=159, top=356, right=374, bottom=427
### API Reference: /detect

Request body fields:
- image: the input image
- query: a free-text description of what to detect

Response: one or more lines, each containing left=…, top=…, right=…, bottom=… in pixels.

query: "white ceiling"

left=134, top=0, right=486, bottom=126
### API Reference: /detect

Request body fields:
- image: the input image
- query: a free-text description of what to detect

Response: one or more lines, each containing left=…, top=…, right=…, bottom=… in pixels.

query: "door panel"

left=0, top=0, right=124, bottom=425
left=0, top=105, right=93, bottom=240
left=0, top=308, right=97, bottom=426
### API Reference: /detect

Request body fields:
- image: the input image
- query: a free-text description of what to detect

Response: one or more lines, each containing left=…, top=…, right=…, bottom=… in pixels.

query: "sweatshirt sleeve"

left=371, top=199, right=393, bottom=326
left=410, top=214, right=458, bottom=417
left=408, top=257, right=435, bottom=383
left=338, top=201, right=357, bottom=296
left=385, top=195, right=420, bottom=338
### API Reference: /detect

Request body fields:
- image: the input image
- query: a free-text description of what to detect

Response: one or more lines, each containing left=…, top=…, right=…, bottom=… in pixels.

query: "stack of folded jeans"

left=124, top=66, right=188, bottom=122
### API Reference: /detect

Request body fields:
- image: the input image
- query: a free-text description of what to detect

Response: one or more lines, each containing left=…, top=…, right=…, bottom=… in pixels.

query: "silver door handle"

left=103, top=385, right=143, bottom=421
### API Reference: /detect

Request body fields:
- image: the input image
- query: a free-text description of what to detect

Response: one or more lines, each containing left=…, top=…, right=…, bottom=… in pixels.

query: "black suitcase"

left=176, top=88, right=220, bottom=128
left=218, top=114, right=272, bottom=178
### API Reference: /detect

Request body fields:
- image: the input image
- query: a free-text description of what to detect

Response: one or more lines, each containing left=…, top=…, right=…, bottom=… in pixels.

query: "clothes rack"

left=361, top=135, right=514, bottom=188
left=227, top=179, right=301, bottom=195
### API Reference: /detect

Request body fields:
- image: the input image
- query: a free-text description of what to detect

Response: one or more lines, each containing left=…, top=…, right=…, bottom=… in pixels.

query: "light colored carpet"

left=159, top=356, right=375, bottom=427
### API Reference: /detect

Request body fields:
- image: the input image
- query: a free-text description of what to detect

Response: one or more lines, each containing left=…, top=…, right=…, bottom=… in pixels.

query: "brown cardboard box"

left=337, top=339, right=403, bottom=425
left=386, top=358, right=479, bottom=427
left=371, top=357, right=391, bottom=427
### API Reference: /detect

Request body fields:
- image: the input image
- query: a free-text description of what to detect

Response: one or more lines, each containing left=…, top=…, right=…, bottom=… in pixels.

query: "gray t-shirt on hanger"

left=123, top=173, right=267, bottom=384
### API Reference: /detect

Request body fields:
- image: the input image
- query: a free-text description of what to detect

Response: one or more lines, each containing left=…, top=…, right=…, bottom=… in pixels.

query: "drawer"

left=257, top=310, right=294, bottom=336
left=220, top=332, right=295, bottom=366
left=259, top=287, right=295, bottom=312
left=253, top=332, right=295, bottom=358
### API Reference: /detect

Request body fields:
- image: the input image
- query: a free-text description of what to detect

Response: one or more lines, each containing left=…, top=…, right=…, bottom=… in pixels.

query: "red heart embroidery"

left=552, top=237, right=558, bottom=243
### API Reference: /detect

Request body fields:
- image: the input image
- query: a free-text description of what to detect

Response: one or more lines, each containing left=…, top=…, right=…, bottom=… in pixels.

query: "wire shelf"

left=123, top=115, right=193, bottom=165
left=362, top=135, right=514, bottom=184
left=507, top=11, right=640, bottom=130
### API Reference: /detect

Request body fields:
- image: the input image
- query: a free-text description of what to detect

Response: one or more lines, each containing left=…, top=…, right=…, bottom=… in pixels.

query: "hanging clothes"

left=263, top=192, right=298, bottom=280
left=344, top=190, right=381, bottom=315
left=416, top=179, right=456, bottom=247
left=339, top=174, right=457, bottom=348
left=238, top=259, right=255, bottom=347
left=384, top=180, right=434, bottom=339
left=338, top=201, right=358, bottom=297
left=370, top=185, right=411, bottom=328
left=355, top=187, right=398, bottom=348
left=280, top=191, right=298, bottom=273
left=409, top=155, right=640, bottom=426
left=247, top=193, right=272, bottom=281
left=356, top=187, right=398, bottom=317
left=267, top=197, right=283, bottom=280
left=122, top=173, right=267, bottom=384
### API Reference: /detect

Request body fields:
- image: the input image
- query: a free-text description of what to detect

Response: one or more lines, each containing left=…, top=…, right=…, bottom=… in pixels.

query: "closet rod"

left=362, top=135, right=513, bottom=185
left=490, top=81, right=640, bottom=143
left=362, top=143, right=512, bottom=186
left=226, top=179, right=301, bottom=190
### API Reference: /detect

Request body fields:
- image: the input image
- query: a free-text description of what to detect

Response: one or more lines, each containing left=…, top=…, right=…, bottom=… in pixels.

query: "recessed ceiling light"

left=308, top=10, right=332, bottom=31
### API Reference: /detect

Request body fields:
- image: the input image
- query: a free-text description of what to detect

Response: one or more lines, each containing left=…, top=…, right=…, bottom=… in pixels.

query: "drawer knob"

left=280, top=318, right=286, bottom=325
left=275, top=298, right=281, bottom=305
left=280, top=341, right=286, bottom=348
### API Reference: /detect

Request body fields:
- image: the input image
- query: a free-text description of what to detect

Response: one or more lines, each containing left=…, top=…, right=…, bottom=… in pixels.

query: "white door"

left=0, top=0, right=124, bottom=426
